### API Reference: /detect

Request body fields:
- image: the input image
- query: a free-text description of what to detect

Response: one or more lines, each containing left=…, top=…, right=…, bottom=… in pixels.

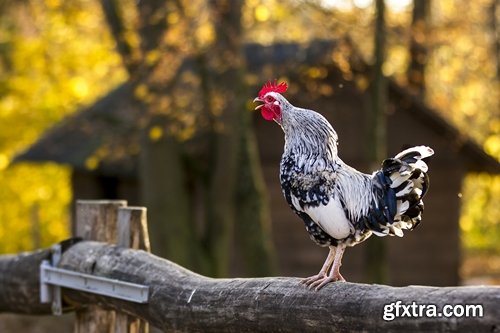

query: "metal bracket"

left=40, top=244, right=149, bottom=315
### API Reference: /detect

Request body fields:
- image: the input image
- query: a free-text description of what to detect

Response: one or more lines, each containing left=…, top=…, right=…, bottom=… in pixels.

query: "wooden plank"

left=74, top=200, right=127, bottom=333
left=116, top=207, right=150, bottom=333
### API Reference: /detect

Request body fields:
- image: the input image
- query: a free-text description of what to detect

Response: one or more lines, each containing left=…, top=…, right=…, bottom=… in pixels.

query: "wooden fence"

left=0, top=200, right=499, bottom=332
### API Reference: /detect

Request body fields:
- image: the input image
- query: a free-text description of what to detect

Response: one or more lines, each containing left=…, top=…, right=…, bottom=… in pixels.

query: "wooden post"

left=74, top=200, right=127, bottom=333
left=115, top=207, right=150, bottom=333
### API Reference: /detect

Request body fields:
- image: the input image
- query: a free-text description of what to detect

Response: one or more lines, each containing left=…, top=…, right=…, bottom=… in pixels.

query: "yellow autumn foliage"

left=0, top=0, right=126, bottom=253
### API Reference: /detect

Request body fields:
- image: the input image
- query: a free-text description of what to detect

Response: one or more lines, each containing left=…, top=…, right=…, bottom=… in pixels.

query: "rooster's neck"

left=281, top=107, right=339, bottom=168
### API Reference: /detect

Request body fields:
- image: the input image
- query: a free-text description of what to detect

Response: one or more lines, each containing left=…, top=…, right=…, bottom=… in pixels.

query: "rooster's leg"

left=300, top=246, right=335, bottom=286
left=309, top=244, right=346, bottom=291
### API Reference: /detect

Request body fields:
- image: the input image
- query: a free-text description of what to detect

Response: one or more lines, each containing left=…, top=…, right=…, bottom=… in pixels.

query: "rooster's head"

left=253, top=80, right=289, bottom=124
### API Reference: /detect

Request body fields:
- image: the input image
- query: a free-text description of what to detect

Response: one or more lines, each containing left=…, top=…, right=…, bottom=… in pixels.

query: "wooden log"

left=0, top=238, right=79, bottom=315
left=0, top=248, right=52, bottom=314
left=1, top=241, right=499, bottom=333
left=74, top=200, right=127, bottom=333
left=116, top=207, right=150, bottom=333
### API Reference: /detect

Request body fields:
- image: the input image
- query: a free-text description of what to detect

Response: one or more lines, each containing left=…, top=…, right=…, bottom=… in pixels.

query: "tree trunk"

left=366, top=0, right=388, bottom=284
left=100, top=0, right=139, bottom=75
left=101, top=0, right=276, bottom=278
left=407, top=0, right=431, bottom=95
left=101, top=0, right=186, bottom=268
left=139, top=117, right=196, bottom=270
left=2, top=241, right=499, bottom=333
left=234, top=107, right=276, bottom=276
left=136, top=0, right=169, bottom=58
left=203, top=0, right=246, bottom=277
left=203, top=0, right=276, bottom=278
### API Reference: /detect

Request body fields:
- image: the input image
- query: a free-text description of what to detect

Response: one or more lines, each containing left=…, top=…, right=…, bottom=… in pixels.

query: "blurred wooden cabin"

left=16, top=39, right=500, bottom=286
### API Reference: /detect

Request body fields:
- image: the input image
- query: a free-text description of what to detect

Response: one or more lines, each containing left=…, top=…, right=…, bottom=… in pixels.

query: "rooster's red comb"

left=258, top=80, right=288, bottom=98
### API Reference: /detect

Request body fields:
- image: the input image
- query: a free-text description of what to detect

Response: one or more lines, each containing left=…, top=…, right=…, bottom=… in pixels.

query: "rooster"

left=254, top=81, right=434, bottom=290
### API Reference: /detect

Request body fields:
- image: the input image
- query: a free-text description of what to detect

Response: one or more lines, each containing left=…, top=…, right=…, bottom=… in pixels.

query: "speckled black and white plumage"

left=278, top=96, right=433, bottom=246
left=255, top=87, right=434, bottom=290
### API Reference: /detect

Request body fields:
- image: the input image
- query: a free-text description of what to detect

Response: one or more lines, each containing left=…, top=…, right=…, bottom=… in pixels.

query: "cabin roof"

left=14, top=39, right=500, bottom=175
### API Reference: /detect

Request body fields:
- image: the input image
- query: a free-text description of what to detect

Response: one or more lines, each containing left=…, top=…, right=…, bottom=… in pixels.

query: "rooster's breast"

left=280, top=153, right=355, bottom=244
left=303, top=197, right=352, bottom=239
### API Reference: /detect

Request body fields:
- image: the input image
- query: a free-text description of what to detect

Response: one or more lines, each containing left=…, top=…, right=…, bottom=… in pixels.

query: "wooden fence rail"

left=0, top=200, right=499, bottom=332
left=0, top=240, right=499, bottom=332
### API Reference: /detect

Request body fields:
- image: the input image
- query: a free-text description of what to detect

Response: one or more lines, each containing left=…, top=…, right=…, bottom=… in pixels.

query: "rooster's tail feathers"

left=369, top=146, right=433, bottom=237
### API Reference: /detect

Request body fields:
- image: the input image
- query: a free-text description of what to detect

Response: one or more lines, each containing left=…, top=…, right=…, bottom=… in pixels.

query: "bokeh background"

left=0, top=0, right=499, bottom=330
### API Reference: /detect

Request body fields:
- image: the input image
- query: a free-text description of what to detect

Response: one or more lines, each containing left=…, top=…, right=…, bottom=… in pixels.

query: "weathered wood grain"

left=75, top=200, right=126, bottom=333
left=116, top=207, right=150, bottom=333
left=0, top=241, right=499, bottom=332
left=0, top=248, right=52, bottom=314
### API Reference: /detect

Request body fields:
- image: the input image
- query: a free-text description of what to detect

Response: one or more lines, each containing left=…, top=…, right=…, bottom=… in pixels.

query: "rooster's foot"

left=307, top=273, right=345, bottom=291
left=300, top=273, right=327, bottom=287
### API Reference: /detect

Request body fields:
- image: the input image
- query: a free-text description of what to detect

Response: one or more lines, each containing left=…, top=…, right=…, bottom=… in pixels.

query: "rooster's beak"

left=253, top=97, right=263, bottom=110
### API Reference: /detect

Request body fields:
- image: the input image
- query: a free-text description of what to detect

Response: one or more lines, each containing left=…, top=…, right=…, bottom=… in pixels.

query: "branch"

left=407, top=0, right=430, bottom=94
left=100, top=0, right=138, bottom=75
left=136, top=0, right=168, bottom=55
left=1, top=241, right=499, bottom=332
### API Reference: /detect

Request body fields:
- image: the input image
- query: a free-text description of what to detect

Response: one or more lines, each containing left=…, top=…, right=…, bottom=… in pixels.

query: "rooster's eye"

left=265, top=96, right=275, bottom=103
